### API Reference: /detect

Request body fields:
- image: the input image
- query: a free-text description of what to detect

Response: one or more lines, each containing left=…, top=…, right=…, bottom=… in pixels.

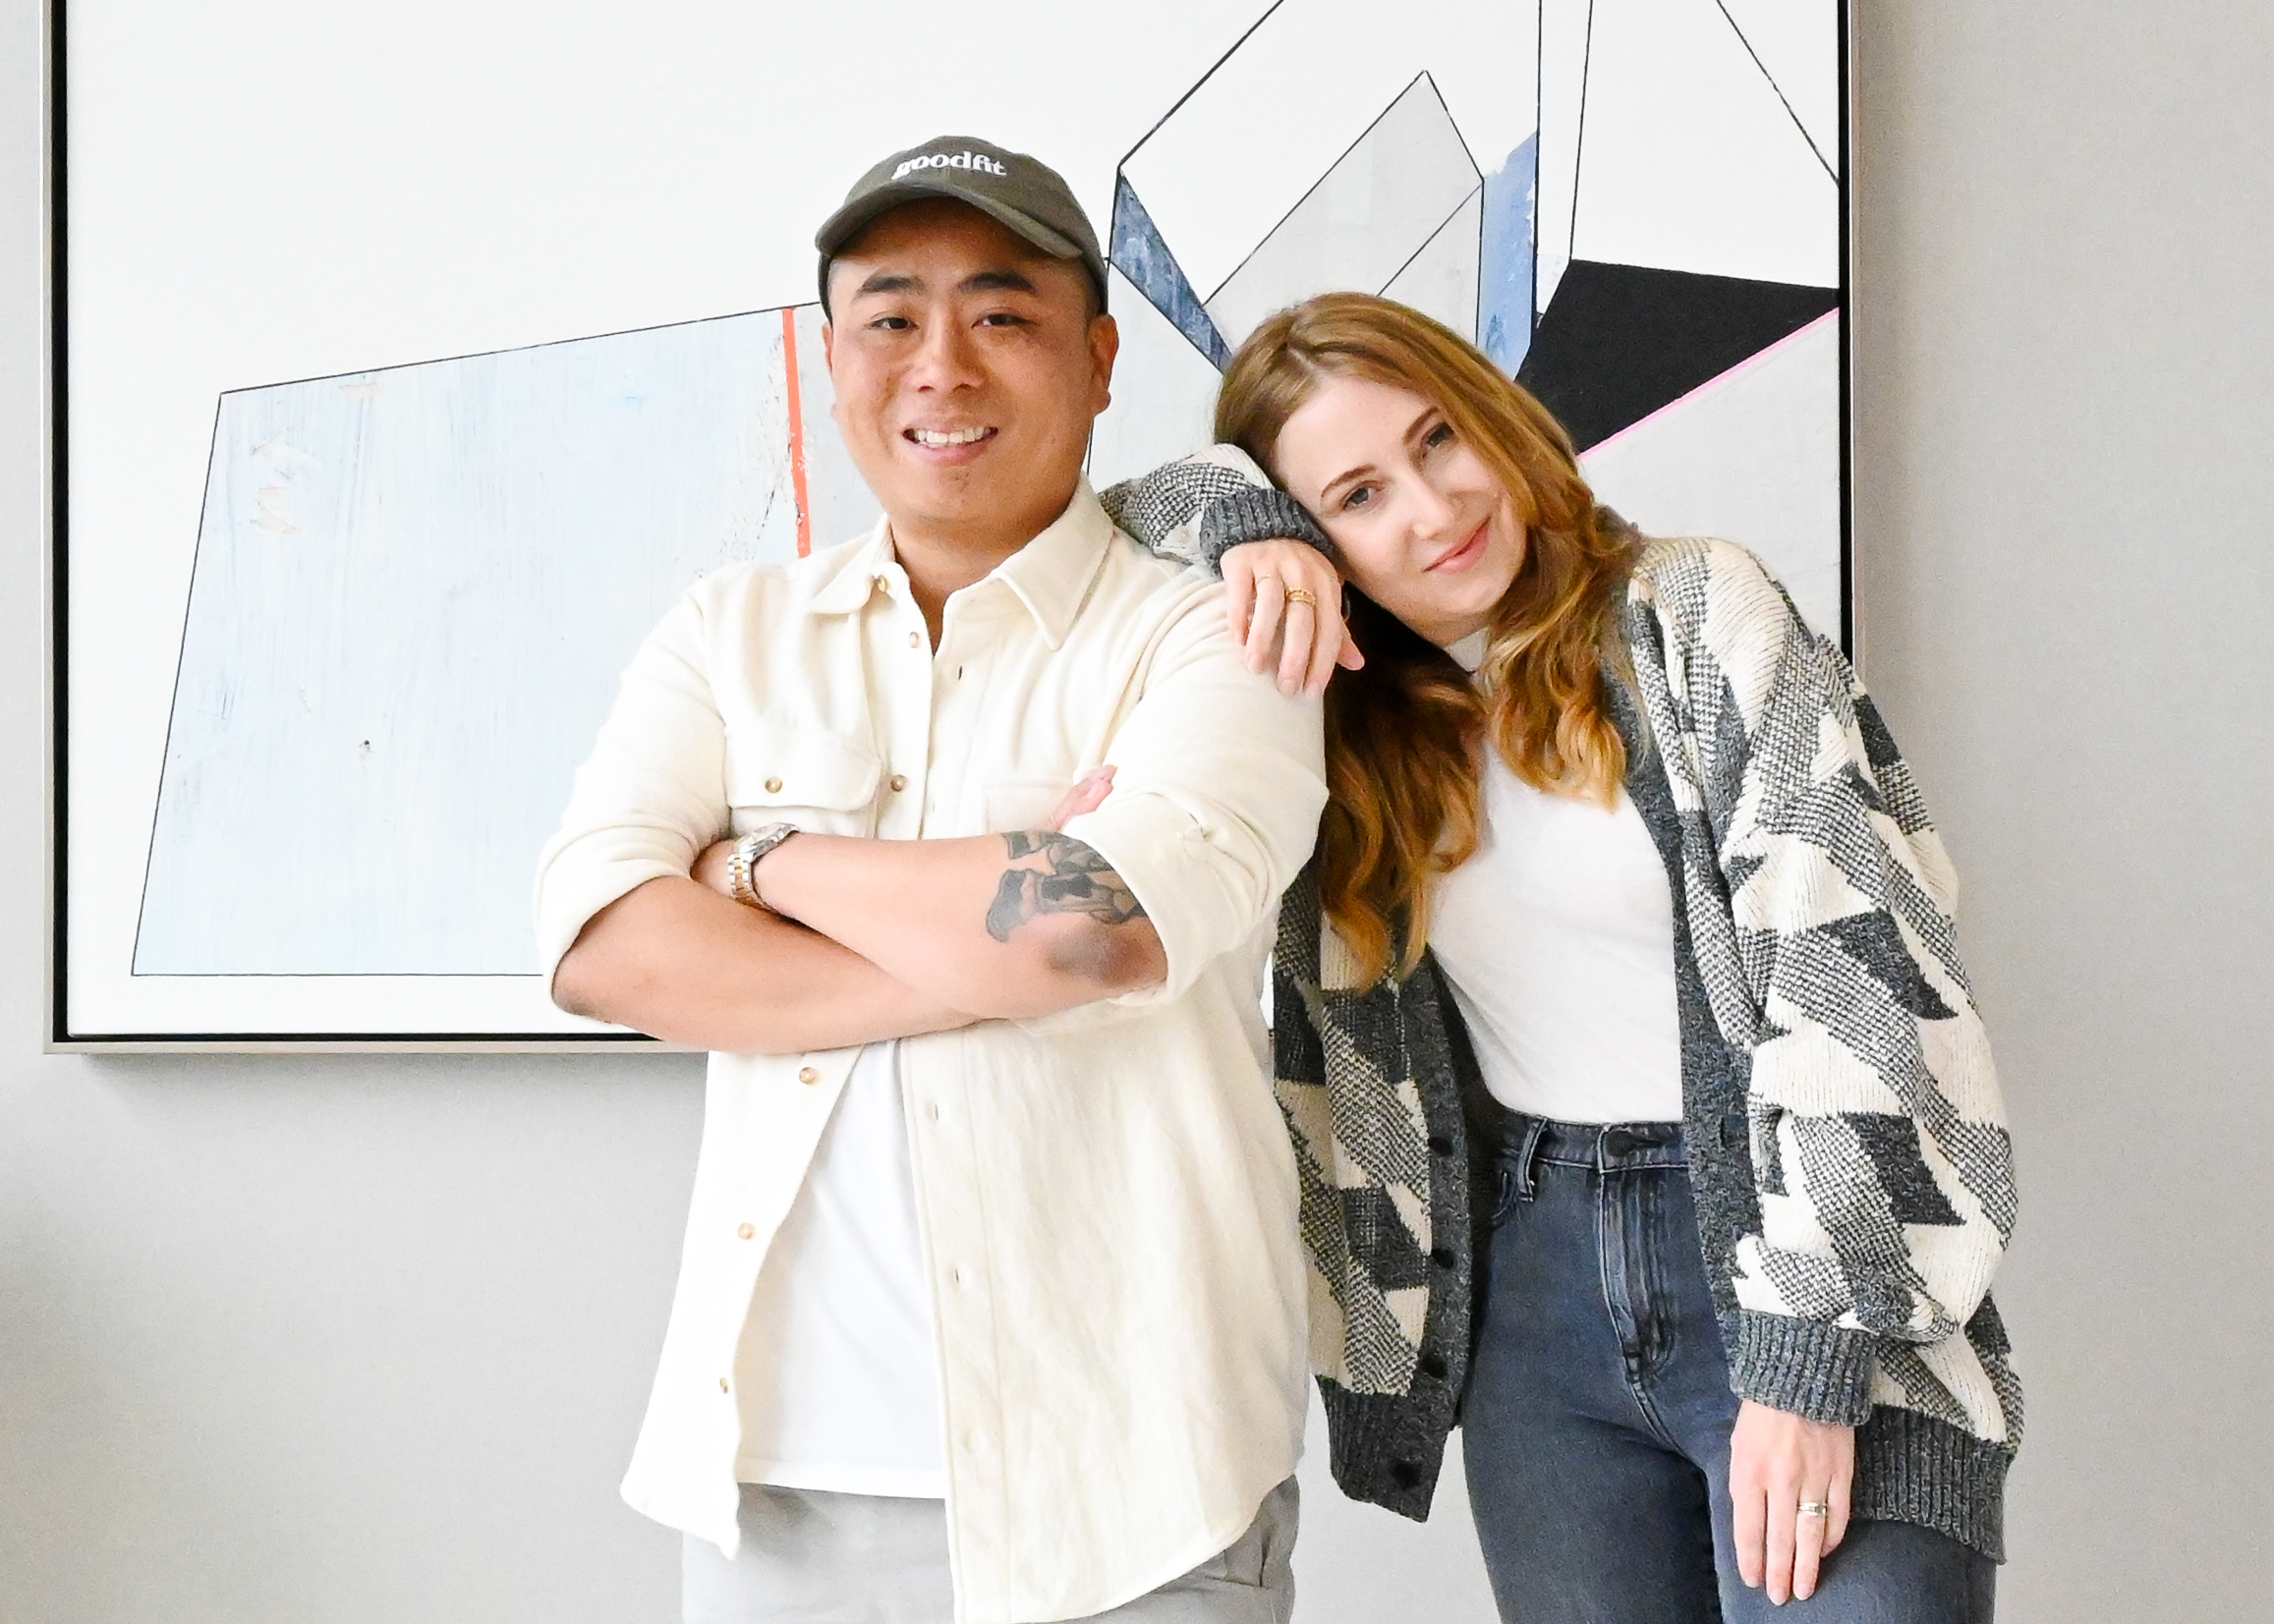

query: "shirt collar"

left=802, top=480, right=1114, bottom=649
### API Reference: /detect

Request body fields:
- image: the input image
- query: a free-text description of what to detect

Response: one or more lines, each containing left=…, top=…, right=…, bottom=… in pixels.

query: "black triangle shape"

left=1515, top=261, right=1838, bottom=451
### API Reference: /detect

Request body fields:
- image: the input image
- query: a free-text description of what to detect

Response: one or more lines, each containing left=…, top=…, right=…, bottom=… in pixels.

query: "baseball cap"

left=815, top=136, right=1109, bottom=314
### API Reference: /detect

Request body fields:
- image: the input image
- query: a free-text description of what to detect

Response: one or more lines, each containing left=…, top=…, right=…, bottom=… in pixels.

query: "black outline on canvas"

left=1712, top=0, right=1836, bottom=182
left=1198, top=72, right=1443, bottom=308
left=1116, top=0, right=1288, bottom=170
left=1838, top=0, right=1852, bottom=653
left=1377, top=187, right=1486, bottom=306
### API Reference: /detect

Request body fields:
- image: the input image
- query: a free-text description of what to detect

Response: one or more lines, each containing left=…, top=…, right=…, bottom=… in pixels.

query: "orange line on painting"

left=781, top=307, right=814, bottom=558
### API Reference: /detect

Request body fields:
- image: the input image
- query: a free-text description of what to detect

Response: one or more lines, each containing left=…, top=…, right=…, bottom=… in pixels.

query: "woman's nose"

left=1404, top=476, right=1457, bottom=540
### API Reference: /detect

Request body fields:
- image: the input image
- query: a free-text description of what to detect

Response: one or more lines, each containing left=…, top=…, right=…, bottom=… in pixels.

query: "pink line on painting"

left=1579, top=308, right=1842, bottom=460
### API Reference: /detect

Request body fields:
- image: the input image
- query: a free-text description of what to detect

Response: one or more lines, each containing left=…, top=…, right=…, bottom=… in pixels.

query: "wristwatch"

left=726, top=822, right=800, bottom=912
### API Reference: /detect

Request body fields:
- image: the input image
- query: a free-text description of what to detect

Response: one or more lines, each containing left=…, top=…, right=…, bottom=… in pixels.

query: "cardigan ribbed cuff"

left=1727, top=1311, right=1881, bottom=1427
left=1197, top=487, right=1335, bottom=571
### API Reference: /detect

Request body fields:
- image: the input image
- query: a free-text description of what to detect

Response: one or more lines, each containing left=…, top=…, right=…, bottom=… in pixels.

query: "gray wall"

left=5, top=2, right=2269, bottom=1620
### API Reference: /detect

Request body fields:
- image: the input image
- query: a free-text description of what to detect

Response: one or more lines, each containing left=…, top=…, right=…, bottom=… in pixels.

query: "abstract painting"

left=57, top=0, right=1847, bottom=1042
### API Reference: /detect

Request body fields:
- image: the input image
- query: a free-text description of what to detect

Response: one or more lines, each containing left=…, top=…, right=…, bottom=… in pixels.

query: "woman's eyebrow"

left=1315, top=462, right=1377, bottom=507
left=1401, top=404, right=1444, bottom=447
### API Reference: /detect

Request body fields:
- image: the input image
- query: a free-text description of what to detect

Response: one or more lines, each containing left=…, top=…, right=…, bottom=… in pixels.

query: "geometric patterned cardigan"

left=1105, top=461, right=2023, bottom=1561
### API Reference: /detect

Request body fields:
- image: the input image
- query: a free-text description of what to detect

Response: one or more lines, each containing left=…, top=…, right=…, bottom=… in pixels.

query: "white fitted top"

left=1426, top=632, right=1683, bottom=1124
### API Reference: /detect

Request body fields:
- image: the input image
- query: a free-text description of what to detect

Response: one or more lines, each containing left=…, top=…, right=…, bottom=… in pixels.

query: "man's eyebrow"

left=852, top=270, right=923, bottom=299
left=959, top=267, right=1041, bottom=296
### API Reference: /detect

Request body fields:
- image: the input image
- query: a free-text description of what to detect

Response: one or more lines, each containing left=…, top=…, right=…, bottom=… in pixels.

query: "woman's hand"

left=1219, top=539, right=1364, bottom=698
left=1729, top=1399, right=1854, bottom=1604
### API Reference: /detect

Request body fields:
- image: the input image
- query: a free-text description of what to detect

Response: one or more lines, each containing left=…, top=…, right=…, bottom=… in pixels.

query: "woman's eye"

left=1423, top=422, right=1455, bottom=450
left=1341, top=484, right=1376, bottom=512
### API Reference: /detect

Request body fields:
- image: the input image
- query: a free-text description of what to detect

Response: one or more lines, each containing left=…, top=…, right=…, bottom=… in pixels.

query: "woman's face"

left=1272, top=374, right=1525, bottom=647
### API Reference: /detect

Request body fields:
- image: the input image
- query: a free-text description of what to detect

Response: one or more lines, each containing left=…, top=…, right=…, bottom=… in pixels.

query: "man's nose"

left=908, top=317, right=984, bottom=391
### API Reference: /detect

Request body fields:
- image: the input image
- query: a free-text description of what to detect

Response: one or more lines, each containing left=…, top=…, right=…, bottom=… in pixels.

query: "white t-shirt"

left=731, top=1040, right=947, bottom=1497
left=1426, top=632, right=1684, bottom=1124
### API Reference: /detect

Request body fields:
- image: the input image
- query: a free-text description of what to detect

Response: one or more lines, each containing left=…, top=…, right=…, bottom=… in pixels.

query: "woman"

left=1108, top=292, right=2018, bottom=1623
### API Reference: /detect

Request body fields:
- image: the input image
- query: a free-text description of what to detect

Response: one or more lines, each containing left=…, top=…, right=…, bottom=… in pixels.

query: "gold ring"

left=1283, top=588, right=1319, bottom=608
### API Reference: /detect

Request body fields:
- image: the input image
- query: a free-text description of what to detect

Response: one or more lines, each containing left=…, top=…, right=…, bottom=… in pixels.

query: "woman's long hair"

left=1216, top=292, right=1641, bottom=984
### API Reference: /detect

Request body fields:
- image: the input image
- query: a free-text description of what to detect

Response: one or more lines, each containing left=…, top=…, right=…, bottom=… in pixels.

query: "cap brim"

left=816, top=178, right=1088, bottom=267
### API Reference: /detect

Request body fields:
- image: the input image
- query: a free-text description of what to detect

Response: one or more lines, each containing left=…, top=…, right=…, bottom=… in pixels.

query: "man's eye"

left=870, top=315, right=912, bottom=331
left=978, top=311, right=1028, bottom=327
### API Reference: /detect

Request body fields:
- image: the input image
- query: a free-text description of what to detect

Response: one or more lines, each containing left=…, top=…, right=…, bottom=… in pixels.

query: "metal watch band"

left=727, top=822, right=799, bottom=912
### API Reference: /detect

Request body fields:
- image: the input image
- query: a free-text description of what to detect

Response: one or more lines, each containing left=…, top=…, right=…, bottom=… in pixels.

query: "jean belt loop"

left=1509, top=1115, right=1548, bottom=1203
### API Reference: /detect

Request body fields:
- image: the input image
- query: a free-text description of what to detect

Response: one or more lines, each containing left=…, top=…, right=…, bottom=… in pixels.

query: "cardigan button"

left=1430, top=1247, right=1455, bottom=1269
left=737, top=1223, right=755, bottom=1240
left=1419, top=1353, right=1449, bottom=1379
left=1390, top=1461, right=1421, bottom=1488
left=765, top=776, right=783, bottom=794
left=1427, top=1135, right=1453, bottom=1155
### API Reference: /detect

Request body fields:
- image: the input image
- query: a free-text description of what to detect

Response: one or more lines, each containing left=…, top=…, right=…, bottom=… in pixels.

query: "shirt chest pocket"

left=723, top=719, right=882, bottom=838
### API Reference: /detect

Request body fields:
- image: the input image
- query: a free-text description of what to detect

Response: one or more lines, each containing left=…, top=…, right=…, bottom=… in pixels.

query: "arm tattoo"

left=986, top=831, right=1149, bottom=943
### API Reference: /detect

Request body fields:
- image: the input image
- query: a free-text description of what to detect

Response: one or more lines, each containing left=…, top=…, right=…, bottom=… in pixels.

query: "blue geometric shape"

left=1479, top=134, right=1538, bottom=375
left=1109, top=176, right=1231, bottom=369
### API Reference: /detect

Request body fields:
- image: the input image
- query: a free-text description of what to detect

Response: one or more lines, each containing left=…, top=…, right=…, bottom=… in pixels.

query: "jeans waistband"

left=1498, top=1113, right=1688, bottom=1200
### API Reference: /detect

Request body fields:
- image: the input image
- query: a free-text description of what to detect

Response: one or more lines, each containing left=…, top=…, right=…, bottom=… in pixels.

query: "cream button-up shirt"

left=535, top=484, right=1327, bottom=1624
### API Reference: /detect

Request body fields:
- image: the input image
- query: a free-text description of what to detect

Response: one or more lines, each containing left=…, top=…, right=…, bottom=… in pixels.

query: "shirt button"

left=927, top=1102, right=941, bottom=1122
left=873, top=574, right=889, bottom=591
left=949, top=1265, right=966, bottom=1287
left=908, top=631, right=922, bottom=648
left=718, top=1376, right=730, bottom=1393
left=737, top=1223, right=755, bottom=1240
left=764, top=776, right=783, bottom=794
left=889, top=773, right=908, bottom=793
left=798, top=1066, right=820, bottom=1085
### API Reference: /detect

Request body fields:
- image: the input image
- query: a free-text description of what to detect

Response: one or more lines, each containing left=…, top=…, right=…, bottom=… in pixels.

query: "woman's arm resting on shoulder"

left=1220, top=538, right=1363, bottom=697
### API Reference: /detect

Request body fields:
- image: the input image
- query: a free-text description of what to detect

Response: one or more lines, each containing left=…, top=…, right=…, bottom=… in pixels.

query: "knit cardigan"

left=1102, top=455, right=2022, bottom=1561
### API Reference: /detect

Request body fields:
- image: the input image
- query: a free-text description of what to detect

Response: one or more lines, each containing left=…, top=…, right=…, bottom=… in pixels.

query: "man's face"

left=824, top=199, right=1116, bottom=548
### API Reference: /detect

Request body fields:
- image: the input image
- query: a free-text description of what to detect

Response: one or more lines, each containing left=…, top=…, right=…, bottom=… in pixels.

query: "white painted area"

left=1571, top=0, right=1839, bottom=286
left=1718, top=0, right=1843, bottom=175
left=1090, top=268, right=1224, bottom=490
left=1118, top=0, right=1540, bottom=301
left=1581, top=311, right=1844, bottom=638
left=1535, top=0, right=1595, bottom=312
left=1382, top=187, right=1485, bottom=343
left=1205, top=76, right=1482, bottom=349
left=137, top=314, right=806, bottom=980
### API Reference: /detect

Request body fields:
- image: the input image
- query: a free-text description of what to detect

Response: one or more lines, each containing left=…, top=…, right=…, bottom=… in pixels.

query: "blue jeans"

left=1461, top=1116, right=1995, bottom=1624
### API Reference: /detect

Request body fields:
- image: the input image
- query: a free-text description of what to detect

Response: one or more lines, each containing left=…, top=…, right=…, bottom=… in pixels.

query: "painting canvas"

left=55, top=0, right=1848, bottom=1045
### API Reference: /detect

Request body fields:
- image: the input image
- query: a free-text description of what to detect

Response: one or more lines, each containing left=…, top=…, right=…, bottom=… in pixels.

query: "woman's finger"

left=1221, top=554, right=1259, bottom=649
left=1247, top=579, right=1287, bottom=675
left=1764, top=1493, right=1798, bottom=1606
left=1823, top=1439, right=1855, bottom=1558
left=1276, top=598, right=1318, bottom=694
left=1791, top=1494, right=1832, bottom=1602
left=1731, top=1475, right=1767, bottom=1592
left=1302, top=599, right=1346, bottom=696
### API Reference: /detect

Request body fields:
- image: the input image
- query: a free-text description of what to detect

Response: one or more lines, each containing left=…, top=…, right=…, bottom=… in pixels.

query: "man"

left=535, top=137, right=1327, bottom=1624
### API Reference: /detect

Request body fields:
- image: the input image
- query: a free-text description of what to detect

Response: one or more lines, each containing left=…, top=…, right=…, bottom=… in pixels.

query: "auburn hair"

left=1216, top=292, right=1641, bottom=984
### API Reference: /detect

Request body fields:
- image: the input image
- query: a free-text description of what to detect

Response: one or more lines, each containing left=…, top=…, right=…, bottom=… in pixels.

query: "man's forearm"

left=552, top=875, right=973, bottom=1053
left=754, top=828, right=1166, bottom=1020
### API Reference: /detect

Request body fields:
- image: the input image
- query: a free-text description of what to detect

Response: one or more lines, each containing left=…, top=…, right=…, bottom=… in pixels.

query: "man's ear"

left=1087, top=312, right=1119, bottom=416
left=822, top=321, right=842, bottom=431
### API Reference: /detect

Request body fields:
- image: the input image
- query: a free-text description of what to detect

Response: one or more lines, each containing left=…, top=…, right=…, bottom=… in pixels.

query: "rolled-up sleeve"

left=533, top=592, right=729, bottom=983
left=1061, top=581, right=1328, bottom=1003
